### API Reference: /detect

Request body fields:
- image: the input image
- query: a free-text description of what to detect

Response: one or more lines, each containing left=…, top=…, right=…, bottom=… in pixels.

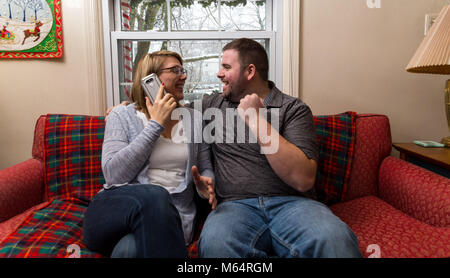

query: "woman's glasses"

left=159, top=66, right=187, bottom=76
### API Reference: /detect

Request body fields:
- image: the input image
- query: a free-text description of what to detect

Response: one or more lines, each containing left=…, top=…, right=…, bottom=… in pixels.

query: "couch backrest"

left=32, top=113, right=392, bottom=204
left=32, top=115, right=46, bottom=162
left=344, top=114, right=392, bottom=201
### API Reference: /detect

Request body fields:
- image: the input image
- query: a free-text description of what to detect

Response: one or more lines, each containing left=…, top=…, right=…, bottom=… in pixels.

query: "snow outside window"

left=102, top=0, right=283, bottom=106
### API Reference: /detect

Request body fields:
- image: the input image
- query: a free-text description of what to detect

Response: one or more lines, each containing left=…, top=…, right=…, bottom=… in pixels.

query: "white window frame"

left=101, top=0, right=284, bottom=107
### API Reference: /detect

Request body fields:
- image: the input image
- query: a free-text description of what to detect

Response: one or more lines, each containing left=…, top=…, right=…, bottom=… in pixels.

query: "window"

left=102, top=0, right=283, bottom=106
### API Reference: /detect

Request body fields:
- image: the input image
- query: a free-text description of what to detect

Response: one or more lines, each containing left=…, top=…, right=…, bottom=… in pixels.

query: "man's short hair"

left=223, top=38, right=269, bottom=81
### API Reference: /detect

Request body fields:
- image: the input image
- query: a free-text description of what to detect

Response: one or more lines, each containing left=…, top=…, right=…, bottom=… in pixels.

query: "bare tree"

left=130, top=0, right=167, bottom=74
left=7, top=0, right=14, bottom=19
left=12, top=0, right=27, bottom=22
left=128, top=0, right=262, bottom=66
left=27, top=0, right=43, bottom=21
left=123, top=0, right=266, bottom=100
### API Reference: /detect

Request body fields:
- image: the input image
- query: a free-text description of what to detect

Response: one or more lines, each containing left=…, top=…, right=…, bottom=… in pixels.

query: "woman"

left=82, top=51, right=216, bottom=258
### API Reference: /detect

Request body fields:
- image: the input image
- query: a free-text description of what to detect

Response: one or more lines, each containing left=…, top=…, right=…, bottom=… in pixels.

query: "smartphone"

left=141, top=73, right=165, bottom=103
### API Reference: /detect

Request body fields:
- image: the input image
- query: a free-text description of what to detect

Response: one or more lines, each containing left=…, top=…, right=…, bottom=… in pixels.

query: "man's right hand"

left=106, top=101, right=130, bottom=117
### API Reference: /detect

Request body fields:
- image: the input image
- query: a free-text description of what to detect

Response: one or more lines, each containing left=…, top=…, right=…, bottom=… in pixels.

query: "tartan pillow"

left=0, top=198, right=102, bottom=258
left=314, top=112, right=357, bottom=205
left=44, top=114, right=105, bottom=201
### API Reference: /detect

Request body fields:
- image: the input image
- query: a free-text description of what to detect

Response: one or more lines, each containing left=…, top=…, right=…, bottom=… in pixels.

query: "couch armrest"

left=0, top=159, right=45, bottom=223
left=378, top=156, right=450, bottom=227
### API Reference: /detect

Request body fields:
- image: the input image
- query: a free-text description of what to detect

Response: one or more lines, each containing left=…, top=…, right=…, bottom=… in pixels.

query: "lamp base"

left=442, top=137, right=450, bottom=148
left=444, top=80, right=450, bottom=148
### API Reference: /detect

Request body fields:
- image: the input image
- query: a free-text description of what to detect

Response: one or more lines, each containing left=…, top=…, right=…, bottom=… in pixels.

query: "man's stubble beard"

left=223, top=76, right=248, bottom=103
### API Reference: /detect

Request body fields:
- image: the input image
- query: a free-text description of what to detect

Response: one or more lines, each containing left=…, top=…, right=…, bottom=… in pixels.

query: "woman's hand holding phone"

left=145, top=83, right=177, bottom=128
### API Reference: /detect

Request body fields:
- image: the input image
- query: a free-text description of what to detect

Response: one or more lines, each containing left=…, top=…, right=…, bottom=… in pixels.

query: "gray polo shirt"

left=190, top=81, right=318, bottom=203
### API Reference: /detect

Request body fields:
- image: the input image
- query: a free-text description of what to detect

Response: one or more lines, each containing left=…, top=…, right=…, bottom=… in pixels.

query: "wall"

left=1, top=0, right=449, bottom=169
left=300, top=0, right=450, bottom=151
left=0, top=0, right=105, bottom=169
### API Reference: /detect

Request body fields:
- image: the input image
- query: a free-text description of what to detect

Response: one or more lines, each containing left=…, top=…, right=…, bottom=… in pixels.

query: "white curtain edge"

left=282, top=0, right=301, bottom=98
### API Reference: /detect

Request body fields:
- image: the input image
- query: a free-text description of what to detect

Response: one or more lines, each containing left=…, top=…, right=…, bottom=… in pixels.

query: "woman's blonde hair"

left=131, top=50, right=183, bottom=118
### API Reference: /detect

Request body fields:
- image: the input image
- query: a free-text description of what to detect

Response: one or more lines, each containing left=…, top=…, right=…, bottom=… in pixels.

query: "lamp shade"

left=406, top=5, right=450, bottom=74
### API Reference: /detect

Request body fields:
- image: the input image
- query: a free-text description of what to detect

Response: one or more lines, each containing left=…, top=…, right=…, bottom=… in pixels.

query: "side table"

left=393, top=143, right=450, bottom=178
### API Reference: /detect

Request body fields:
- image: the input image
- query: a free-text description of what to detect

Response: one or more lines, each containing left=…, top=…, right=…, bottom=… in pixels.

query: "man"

left=192, top=38, right=362, bottom=258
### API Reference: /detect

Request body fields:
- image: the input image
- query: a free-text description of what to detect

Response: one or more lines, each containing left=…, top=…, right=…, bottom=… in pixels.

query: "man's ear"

left=246, top=64, right=256, bottom=81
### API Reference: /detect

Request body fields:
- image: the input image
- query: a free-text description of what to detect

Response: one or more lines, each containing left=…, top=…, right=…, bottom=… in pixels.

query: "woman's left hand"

left=192, top=166, right=217, bottom=210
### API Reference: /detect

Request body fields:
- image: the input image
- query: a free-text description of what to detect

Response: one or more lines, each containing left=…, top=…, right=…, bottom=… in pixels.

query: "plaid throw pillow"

left=314, top=112, right=357, bottom=205
left=44, top=114, right=105, bottom=201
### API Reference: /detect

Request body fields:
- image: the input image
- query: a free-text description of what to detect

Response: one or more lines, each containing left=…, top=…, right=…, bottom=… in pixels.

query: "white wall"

left=300, top=0, right=450, bottom=147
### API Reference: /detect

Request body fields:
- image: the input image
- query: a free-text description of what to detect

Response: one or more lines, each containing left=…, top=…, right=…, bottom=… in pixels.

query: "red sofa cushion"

left=331, top=196, right=450, bottom=258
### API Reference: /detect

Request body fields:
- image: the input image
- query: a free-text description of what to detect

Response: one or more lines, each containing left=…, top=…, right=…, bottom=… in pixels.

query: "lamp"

left=406, top=5, right=450, bottom=147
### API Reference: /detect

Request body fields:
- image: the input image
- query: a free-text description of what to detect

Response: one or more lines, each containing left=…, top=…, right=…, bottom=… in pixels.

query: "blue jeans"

left=82, top=184, right=188, bottom=258
left=198, top=196, right=362, bottom=258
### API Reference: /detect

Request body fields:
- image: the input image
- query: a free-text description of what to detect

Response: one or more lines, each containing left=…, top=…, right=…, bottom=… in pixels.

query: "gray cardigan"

left=101, top=103, right=214, bottom=245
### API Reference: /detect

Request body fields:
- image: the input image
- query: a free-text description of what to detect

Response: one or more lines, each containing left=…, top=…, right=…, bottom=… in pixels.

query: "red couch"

left=0, top=113, right=449, bottom=258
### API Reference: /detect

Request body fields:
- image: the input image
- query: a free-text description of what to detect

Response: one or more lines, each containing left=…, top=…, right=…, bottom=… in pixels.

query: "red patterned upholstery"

left=0, top=159, right=44, bottom=223
left=331, top=196, right=450, bottom=258
left=345, top=114, right=392, bottom=201
left=32, top=116, right=45, bottom=162
left=379, top=156, right=450, bottom=227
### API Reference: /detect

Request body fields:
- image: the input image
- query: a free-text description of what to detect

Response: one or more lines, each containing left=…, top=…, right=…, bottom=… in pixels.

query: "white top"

left=136, top=110, right=188, bottom=193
